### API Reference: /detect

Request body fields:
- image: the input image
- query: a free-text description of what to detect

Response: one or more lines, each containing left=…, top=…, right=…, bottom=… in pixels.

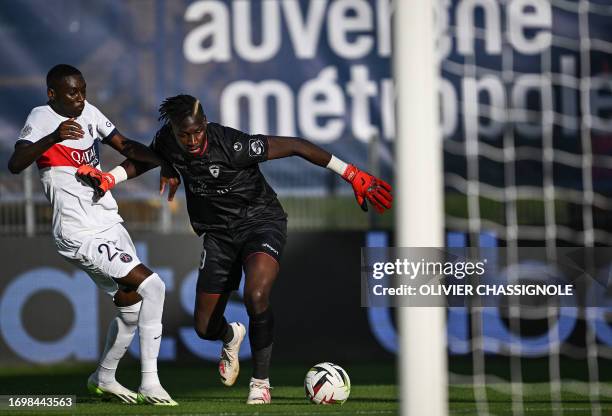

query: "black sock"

left=252, top=344, right=273, bottom=380
left=220, top=320, right=234, bottom=344
left=249, top=308, right=274, bottom=380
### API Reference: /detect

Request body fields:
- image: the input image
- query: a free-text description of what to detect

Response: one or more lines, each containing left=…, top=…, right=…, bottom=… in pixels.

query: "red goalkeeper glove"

left=76, top=165, right=116, bottom=198
left=342, top=165, right=393, bottom=213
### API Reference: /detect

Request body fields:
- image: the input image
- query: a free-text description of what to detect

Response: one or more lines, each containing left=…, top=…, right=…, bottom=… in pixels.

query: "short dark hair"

left=159, top=94, right=205, bottom=125
left=46, top=64, right=82, bottom=89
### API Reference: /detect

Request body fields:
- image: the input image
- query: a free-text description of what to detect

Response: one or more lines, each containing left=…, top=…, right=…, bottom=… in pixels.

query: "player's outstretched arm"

left=76, top=158, right=180, bottom=201
left=105, top=132, right=165, bottom=166
left=266, top=136, right=333, bottom=167
left=8, top=118, right=84, bottom=174
left=105, top=132, right=181, bottom=199
left=266, top=136, right=393, bottom=213
left=120, top=158, right=157, bottom=179
left=120, top=159, right=181, bottom=202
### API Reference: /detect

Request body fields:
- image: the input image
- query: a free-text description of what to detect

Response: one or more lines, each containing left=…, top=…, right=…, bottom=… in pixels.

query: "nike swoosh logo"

left=154, top=335, right=162, bottom=339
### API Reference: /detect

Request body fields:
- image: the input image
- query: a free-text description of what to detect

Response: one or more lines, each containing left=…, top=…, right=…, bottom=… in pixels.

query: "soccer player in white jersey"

left=7, top=64, right=177, bottom=406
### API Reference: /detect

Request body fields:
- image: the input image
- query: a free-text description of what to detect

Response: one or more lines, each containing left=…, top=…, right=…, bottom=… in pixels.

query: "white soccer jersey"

left=17, top=101, right=123, bottom=242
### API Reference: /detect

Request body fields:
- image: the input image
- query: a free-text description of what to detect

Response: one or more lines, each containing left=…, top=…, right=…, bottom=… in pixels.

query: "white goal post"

left=393, top=1, right=447, bottom=416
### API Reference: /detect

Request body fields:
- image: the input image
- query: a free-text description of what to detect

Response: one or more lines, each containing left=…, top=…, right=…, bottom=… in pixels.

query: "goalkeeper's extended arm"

left=267, top=136, right=393, bottom=213
left=327, top=155, right=393, bottom=213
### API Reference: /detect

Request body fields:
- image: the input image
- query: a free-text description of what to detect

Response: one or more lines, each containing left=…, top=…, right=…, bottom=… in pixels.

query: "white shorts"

left=57, top=223, right=141, bottom=297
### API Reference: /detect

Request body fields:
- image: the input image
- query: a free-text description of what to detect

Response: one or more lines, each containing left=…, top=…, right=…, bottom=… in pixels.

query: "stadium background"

left=1, top=0, right=611, bottom=413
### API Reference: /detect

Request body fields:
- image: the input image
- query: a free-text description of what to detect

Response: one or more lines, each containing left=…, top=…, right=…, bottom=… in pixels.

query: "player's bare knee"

left=244, top=289, right=264, bottom=306
left=244, top=289, right=269, bottom=316
left=116, top=263, right=156, bottom=290
left=113, top=288, right=142, bottom=307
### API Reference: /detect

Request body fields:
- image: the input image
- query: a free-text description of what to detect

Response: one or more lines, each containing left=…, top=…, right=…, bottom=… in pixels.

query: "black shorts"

left=196, top=219, right=287, bottom=293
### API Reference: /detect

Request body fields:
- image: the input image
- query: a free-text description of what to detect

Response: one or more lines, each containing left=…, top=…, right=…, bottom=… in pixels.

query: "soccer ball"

left=304, top=362, right=351, bottom=404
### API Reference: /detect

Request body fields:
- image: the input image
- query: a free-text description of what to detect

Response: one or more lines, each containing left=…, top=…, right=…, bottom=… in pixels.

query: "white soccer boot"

left=137, top=384, right=178, bottom=406
left=87, top=372, right=138, bottom=404
left=219, top=322, right=246, bottom=386
left=246, top=378, right=272, bottom=404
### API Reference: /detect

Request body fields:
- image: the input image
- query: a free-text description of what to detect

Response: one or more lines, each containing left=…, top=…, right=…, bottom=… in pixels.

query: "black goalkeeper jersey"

left=151, top=122, right=287, bottom=235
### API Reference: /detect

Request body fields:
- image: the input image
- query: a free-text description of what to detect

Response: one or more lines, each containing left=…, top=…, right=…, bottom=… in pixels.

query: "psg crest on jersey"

left=209, top=165, right=220, bottom=178
left=119, top=253, right=133, bottom=263
left=249, top=138, right=264, bottom=156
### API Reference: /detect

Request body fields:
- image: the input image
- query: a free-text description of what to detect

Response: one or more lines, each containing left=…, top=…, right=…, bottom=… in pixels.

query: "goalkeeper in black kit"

left=76, top=94, right=393, bottom=404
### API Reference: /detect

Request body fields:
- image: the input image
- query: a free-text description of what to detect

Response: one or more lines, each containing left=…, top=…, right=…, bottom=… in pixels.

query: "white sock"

left=140, top=366, right=161, bottom=388
left=97, top=301, right=141, bottom=385
left=251, top=377, right=270, bottom=386
left=135, top=273, right=165, bottom=389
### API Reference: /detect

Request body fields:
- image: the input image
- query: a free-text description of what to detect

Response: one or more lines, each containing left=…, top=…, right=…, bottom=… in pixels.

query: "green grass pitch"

left=0, top=362, right=609, bottom=415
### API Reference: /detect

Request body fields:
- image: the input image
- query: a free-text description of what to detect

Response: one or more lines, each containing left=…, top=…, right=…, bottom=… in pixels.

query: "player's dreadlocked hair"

left=158, top=94, right=205, bottom=125
left=46, top=64, right=82, bottom=89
